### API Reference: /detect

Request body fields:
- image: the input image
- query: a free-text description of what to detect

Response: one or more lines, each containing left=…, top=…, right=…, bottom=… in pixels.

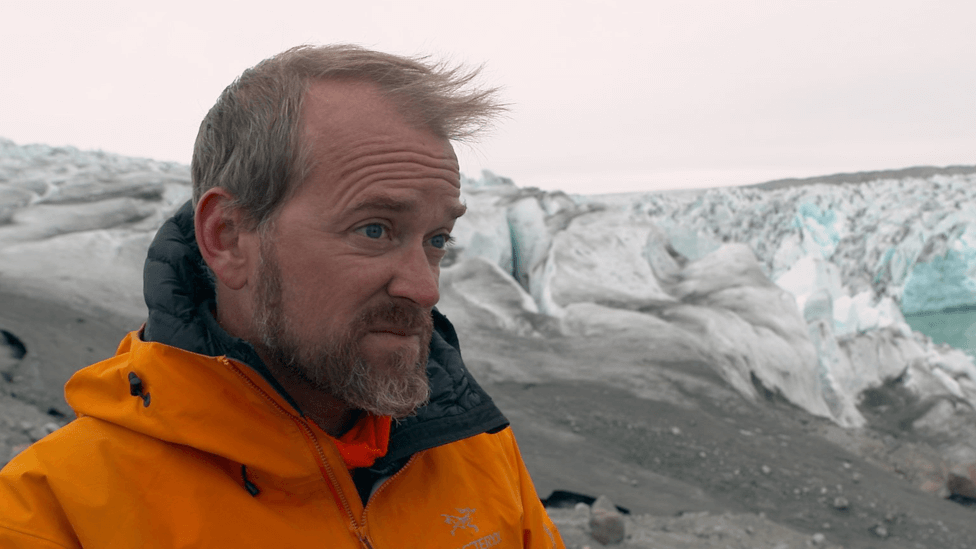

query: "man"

left=0, top=45, right=563, bottom=548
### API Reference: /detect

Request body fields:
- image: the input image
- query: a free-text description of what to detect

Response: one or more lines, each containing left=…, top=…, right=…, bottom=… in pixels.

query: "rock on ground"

left=548, top=507, right=844, bottom=549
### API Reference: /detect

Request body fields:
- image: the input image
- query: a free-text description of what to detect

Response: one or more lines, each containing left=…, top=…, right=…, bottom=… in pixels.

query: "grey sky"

left=2, top=1, right=973, bottom=193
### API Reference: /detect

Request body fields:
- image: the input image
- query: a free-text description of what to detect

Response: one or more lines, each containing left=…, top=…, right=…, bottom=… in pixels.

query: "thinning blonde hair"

left=191, top=44, right=505, bottom=230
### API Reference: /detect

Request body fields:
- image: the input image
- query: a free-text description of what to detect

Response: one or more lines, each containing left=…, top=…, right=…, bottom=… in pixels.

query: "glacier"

left=446, top=168, right=976, bottom=437
left=2, top=137, right=975, bottom=462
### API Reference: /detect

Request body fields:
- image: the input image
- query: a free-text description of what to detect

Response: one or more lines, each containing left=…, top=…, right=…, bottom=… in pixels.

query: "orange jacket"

left=0, top=331, right=563, bottom=548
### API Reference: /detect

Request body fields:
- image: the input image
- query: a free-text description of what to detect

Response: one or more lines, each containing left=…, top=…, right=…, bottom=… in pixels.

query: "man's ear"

left=195, top=188, right=258, bottom=291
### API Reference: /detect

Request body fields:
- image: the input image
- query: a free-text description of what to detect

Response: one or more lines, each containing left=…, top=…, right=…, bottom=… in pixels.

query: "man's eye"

left=429, top=234, right=453, bottom=249
left=358, top=223, right=387, bottom=239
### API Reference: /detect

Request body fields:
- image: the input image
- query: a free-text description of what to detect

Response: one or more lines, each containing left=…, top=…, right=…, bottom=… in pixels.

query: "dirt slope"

left=471, top=330, right=976, bottom=548
left=2, top=292, right=974, bottom=548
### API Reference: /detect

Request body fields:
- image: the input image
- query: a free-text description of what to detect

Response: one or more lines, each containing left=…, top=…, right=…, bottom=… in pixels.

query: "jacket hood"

left=66, top=333, right=322, bottom=480
left=67, top=200, right=507, bottom=472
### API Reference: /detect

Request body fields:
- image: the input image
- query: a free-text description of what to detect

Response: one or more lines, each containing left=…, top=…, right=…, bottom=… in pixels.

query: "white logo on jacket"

left=442, top=508, right=479, bottom=536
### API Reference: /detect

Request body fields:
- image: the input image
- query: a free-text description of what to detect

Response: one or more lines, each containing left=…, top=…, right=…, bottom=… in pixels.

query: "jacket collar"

left=141, top=200, right=508, bottom=466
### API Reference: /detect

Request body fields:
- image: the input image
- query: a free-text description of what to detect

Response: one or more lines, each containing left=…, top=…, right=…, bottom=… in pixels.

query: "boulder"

left=588, top=495, right=625, bottom=545
left=947, top=473, right=976, bottom=502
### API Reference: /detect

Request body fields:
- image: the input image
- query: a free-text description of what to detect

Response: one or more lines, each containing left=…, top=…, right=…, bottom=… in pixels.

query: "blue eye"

left=430, top=234, right=452, bottom=249
left=360, top=224, right=386, bottom=239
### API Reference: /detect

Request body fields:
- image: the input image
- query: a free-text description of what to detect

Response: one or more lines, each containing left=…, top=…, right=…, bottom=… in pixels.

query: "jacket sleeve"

left=0, top=448, right=81, bottom=549
left=498, top=428, right=565, bottom=549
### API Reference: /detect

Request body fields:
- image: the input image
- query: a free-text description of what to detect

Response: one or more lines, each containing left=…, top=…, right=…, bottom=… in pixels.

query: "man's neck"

left=262, top=360, right=359, bottom=437
left=210, top=299, right=358, bottom=437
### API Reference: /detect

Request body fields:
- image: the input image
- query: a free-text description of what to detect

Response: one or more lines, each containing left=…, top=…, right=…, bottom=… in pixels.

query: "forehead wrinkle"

left=328, top=151, right=462, bottom=213
left=337, top=161, right=459, bottom=190
left=324, top=133, right=458, bottom=176
left=347, top=194, right=467, bottom=221
left=332, top=152, right=459, bottom=186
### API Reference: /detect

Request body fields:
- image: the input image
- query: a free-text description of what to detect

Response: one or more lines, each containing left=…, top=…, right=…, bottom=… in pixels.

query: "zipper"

left=220, top=357, right=361, bottom=535
left=357, top=452, right=420, bottom=546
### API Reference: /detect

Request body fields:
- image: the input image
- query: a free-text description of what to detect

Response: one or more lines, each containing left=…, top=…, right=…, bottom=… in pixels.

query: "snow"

left=449, top=183, right=515, bottom=276
left=449, top=170, right=976, bottom=428
left=439, top=256, right=539, bottom=337
left=0, top=229, right=152, bottom=322
left=533, top=209, right=674, bottom=316
left=2, top=138, right=976, bottom=434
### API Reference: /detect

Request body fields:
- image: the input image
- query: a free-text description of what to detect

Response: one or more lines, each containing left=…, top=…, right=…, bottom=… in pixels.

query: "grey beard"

left=254, top=240, right=432, bottom=418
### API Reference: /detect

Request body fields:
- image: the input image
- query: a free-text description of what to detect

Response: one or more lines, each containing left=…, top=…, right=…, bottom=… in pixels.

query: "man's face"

left=249, top=80, right=465, bottom=418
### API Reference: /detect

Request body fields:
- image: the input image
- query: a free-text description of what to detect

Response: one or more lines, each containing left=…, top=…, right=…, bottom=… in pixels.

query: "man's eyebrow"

left=348, top=197, right=468, bottom=219
left=349, top=196, right=413, bottom=214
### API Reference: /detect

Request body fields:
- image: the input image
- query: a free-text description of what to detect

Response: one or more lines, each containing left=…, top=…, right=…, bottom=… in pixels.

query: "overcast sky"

left=2, top=1, right=974, bottom=194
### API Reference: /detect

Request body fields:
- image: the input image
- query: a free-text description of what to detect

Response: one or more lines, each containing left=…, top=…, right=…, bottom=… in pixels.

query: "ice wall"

left=449, top=170, right=976, bottom=430
left=2, top=137, right=975, bottom=438
left=0, top=138, right=190, bottom=322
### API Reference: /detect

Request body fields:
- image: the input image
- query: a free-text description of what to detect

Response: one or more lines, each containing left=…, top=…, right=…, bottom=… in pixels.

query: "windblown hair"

left=191, top=44, right=505, bottom=230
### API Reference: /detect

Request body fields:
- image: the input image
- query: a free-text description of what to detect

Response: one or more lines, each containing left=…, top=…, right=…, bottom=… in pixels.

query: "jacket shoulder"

left=0, top=420, right=98, bottom=548
left=0, top=448, right=77, bottom=548
left=0, top=417, right=176, bottom=548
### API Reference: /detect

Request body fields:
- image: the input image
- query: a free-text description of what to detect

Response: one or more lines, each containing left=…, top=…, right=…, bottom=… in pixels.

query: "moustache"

left=357, top=303, right=433, bottom=337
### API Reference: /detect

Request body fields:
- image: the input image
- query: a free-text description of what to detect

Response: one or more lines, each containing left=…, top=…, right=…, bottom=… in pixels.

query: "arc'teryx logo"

left=441, top=508, right=479, bottom=536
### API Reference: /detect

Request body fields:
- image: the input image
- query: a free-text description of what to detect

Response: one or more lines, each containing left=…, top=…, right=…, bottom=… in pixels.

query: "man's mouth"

left=370, top=327, right=421, bottom=337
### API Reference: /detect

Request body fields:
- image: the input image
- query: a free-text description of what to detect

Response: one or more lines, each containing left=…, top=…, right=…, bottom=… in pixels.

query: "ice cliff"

left=0, top=138, right=190, bottom=322
left=446, top=169, right=976, bottom=437
left=1, top=137, right=975, bottom=447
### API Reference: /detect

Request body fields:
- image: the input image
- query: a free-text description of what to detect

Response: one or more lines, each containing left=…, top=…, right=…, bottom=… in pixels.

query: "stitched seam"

left=0, top=523, right=73, bottom=549
left=220, top=358, right=360, bottom=529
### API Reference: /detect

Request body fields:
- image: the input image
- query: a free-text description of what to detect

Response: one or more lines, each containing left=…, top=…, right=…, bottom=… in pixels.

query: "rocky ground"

left=3, top=288, right=974, bottom=548
left=2, top=141, right=975, bottom=547
left=452, top=316, right=976, bottom=549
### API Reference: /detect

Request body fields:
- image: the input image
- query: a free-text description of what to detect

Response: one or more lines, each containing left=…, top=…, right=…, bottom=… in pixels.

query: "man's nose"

left=387, top=243, right=440, bottom=308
